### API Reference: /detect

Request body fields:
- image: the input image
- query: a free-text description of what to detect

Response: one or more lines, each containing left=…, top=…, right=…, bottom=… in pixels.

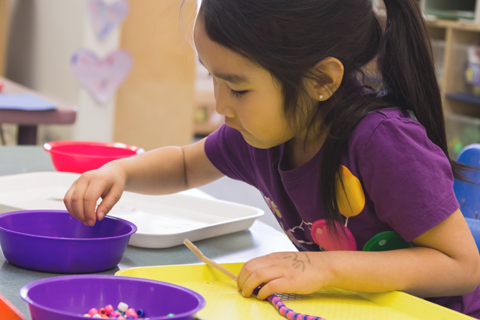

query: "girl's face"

left=194, top=17, right=308, bottom=149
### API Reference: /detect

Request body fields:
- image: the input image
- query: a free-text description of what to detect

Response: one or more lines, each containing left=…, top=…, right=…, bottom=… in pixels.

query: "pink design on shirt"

left=311, top=219, right=357, bottom=251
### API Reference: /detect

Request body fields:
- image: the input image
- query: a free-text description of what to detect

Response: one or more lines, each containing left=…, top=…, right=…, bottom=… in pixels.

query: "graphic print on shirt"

left=363, top=231, right=413, bottom=252
left=263, top=195, right=282, bottom=218
left=262, top=193, right=312, bottom=251
left=311, top=165, right=365, bottom=251
left=280, top=222, right=307, bottom=250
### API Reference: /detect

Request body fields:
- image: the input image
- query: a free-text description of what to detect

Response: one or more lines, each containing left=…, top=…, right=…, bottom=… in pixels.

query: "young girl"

left=64, top=0, right=480, bottom=317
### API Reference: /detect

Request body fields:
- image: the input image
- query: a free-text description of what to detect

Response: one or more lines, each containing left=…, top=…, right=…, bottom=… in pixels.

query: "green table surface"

left=0, top=146, right=292, bottom=319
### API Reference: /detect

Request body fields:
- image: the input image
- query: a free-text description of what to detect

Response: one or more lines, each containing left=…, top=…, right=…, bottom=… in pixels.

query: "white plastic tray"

left=0, top=172, right=264, bottom=248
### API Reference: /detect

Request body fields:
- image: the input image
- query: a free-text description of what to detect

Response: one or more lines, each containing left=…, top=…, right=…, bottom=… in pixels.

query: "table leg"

left=0, top=124, right=5, bottom=145
left=17, top=125, right=37, bottom=145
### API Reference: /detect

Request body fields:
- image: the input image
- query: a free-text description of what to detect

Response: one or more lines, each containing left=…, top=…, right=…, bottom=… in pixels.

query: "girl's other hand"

left=63, top=163, right=126, bottom=226
left=236, top=252, right=329, bottom=300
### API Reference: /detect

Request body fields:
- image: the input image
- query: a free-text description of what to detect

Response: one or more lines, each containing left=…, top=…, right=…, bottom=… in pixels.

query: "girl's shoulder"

left=348, top=106, right=437, bottom=159
left=351, top=106, right=425, bottom=143
left=360, top=106, right=419, bottom=129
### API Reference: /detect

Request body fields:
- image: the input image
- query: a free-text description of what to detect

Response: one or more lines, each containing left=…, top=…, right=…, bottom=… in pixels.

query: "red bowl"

left=43, top=141, right=144, bottom=173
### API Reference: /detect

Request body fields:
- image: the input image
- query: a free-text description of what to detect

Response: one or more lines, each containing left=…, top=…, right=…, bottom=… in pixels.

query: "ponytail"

left=379, top=0, right=467, bottom=180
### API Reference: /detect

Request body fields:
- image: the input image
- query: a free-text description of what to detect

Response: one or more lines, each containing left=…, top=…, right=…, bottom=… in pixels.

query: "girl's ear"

left=309, top=57, right=344, bottom=101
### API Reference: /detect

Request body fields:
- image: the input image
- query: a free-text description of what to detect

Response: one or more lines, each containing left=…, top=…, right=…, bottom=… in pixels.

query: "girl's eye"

left=230, top=89, right=247, bottom=98
left=207, top=73, right=247, bottom=97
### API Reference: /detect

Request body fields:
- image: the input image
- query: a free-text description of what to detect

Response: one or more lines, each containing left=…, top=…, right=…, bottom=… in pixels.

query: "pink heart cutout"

left=71, top=48, right=133, bottom=104
left=88, top=0, right=129, bottom=41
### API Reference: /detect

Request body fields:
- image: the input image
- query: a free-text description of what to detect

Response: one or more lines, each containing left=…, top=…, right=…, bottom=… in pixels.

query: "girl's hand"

left=236, top=252, right=330, bottom=300
left=63, top=163, right=126, bottom=226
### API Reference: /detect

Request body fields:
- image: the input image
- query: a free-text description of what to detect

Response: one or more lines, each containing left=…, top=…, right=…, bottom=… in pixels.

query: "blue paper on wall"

left=0, top=93, right=56, bottom=111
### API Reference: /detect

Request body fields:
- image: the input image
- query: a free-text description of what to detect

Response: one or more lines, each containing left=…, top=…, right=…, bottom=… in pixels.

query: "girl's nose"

left=214, top=87, right=235, bottom=118
left=214, top=101, right=235, bottom=118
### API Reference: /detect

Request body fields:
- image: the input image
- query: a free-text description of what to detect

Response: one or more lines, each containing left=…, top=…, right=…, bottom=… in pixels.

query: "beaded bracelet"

left=267, top=295, right=325, bottom=320
left=184, top=239, right=326, bottom=320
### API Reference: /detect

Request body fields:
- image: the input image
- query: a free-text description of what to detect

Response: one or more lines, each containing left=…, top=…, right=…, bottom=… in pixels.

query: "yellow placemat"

left=115, top=263, right=474, bottom=320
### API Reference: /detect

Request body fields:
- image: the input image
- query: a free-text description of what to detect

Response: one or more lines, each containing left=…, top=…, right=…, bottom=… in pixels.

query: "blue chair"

left=454, top=144, right=480, bottom=250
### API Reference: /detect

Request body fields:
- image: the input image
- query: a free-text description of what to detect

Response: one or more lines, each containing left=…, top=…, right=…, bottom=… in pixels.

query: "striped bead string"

left=267, top=295, right=326, bottom=320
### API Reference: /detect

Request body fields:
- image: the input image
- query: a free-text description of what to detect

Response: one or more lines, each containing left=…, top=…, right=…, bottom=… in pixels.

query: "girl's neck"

left=285, top=131, right=326, bottom=169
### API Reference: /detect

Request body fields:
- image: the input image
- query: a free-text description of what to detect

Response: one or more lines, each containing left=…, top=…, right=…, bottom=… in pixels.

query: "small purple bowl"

left=0, top=210, right=137, bottom=273
left=20, top=275, right=206, bottom=320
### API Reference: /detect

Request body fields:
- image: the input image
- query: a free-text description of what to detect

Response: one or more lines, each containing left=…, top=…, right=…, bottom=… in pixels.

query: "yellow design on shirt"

left=274, top=207, right=282, bottom=218
left=265, top=196, right=282, bottom=218
left=335, top=165, right=365, bottom=218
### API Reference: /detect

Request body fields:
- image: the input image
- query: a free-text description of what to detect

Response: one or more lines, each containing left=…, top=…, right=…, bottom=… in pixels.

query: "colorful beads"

left=84, top=303, right=145, bottom=319
left=110, top=311, right=121, bottom=318
left=267, top=295, right=326, bottom=320
left=117, top=302, right=129, bottom=313
left=253, top=285, right=262, bottom=296
left=125, top=308, right=137, bottom=318
left=84, top=303, right=174, bottom=319
left=88, top=308, right=99, bottom=316
left=105, top=305, right=114, bottom=315
left=136, top=309, right=145, bottom=318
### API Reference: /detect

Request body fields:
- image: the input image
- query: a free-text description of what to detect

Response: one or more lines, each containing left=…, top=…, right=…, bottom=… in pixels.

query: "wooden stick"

left=184, top=241, right=325, bottom=319
left=183, top=239, right=238, bottom=281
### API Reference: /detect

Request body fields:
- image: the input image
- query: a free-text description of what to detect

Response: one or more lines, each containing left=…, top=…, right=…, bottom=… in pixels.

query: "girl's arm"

left=119, top=137, right=224, bottom=194
left=238, top=208, right=480, bottom=300
left=64, top=138, right=224, bottom=226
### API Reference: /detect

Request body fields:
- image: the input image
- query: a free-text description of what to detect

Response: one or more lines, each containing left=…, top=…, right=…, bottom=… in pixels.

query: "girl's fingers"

left=63, top=169, right=124, bottom=226
left=237, top=258, right=269, bottom=292
left=63, top=181, right=76, bottom=218
left=237, top=261, right=255, bottom=293
left=254, top=278, right=283, bottom=300
left=240, top=266, right=280, bottom=298
left=96, top=183, right=123, bottom=221
left=83, top=180, right=109, bottom=226
left=67, top=178, right=90, bottom=225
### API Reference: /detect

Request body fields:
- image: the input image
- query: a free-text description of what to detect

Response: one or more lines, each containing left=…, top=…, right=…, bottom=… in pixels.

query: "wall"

left=5, top=0, right=197, bottom=149
left=114, top=0, right=197, bottom=150
left=5, top=0, right=121, bottom=144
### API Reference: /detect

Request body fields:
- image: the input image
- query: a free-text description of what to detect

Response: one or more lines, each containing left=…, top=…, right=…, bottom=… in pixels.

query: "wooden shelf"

left=426, top=19, right=480, bottom=32
left=446, top=92, right=480, bottom=105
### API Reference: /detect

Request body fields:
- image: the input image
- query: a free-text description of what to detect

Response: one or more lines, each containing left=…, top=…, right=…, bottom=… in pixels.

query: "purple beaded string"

left=184, top=241, right=326, bottom=320
left=267, top=295, right=326, bottom=320
left=253, top=286, right=326, bottom=320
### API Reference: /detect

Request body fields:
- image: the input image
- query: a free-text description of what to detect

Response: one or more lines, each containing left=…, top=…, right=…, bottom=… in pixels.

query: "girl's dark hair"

left=197, top=0, right=466, bottom=231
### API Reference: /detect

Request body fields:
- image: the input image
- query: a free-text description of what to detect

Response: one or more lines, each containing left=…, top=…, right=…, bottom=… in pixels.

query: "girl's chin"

left=239, top=131, right=277, bottom=149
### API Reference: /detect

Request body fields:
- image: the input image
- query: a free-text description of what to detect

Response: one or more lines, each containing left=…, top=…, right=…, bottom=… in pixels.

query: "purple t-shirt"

left=205, top=107, right=480, bottom=317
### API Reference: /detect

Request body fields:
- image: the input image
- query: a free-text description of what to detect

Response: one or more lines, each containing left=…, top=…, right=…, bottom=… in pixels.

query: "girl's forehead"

left=194, top=17, right=256, bottom=72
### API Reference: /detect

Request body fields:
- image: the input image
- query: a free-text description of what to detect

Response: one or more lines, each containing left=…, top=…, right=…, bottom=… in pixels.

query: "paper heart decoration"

left=71, top=48, right=133, bottom=104
left=88, top=0, right=129, bottom=41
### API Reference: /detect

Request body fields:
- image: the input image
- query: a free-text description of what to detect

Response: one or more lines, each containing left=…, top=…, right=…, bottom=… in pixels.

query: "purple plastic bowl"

left=0, top=210, right=137, bottom=273
left=20, top=275, right=206, bottom=320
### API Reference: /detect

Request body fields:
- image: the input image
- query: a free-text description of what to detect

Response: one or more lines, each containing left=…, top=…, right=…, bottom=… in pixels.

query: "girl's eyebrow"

left=198, top=57, right=249, bottom=84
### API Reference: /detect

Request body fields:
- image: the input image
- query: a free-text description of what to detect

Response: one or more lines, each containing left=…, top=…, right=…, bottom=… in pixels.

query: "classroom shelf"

left=446, top=92, right=480, bottom=104
left=426, top=19, right=480, bottom=32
